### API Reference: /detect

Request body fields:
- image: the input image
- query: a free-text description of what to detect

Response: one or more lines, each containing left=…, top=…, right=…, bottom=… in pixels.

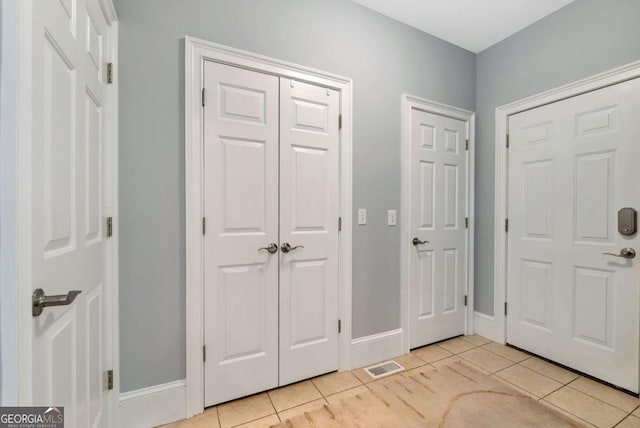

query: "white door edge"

left=492, top=60, right=640, bottom=353
left=184, top=36, right=353, bottom=418
left=400, top=94, right=476, bottom=354
left=14, top=1, right=120, bottom=426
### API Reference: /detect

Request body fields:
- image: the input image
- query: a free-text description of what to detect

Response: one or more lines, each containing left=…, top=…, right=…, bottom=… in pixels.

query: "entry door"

left=31, top=1, right=111, bottom=427
left=409, top=109, right=468, bottom=349
left=203, top=61, right=280, bottom=406
left=279, top=79, right=340, bottom=385
left=507, top=78, right=640, bottom=392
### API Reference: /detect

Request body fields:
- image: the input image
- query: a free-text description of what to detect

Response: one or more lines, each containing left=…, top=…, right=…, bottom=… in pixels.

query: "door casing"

left=400, top=95, right=476, bottom=354
left=184, top=36, right=353, bottom=418
left=491, top=61, right=640, bottom=358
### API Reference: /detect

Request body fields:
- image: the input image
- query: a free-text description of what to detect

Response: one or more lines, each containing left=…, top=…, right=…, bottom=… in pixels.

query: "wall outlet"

left=388, top=210, right=397, bottom=226
left=358, top=209, right=367, bottom=225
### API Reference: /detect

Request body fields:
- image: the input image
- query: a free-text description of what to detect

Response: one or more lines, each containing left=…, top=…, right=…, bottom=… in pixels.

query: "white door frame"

left=184, top=36, right=353, bottom=418
left=12, top=0, right=120, bottom=425
left=400, top=94, right=476, bottom=353
left=493, top=60, right=640, bottom=345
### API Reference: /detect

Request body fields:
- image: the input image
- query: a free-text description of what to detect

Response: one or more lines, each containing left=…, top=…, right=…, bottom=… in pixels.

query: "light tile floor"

left=162, top=335, right=640, bottom=428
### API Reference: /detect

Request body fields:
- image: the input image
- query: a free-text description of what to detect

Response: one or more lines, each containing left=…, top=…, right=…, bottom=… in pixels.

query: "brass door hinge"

left=505, top=218, right=509, bottom=233
left=202, top=217, right=206, bottom=235
left=506, top=134, right=510, bottom=148
left=338, top=217, right=342, bottom=232
left=338, top=319, right=341, bottom=334
left=107, top=370, right=114, bottom=390
left=203, top=345, right=206, bottom=362
left=464, top=295, right=468, bottom=306
left=107, top=63, right=113, bottom=84
left=465, top=217, right=469, bottom=229
left=106, top=217, right=113, bottom=237
left=504, top=302, right=508, bottom=316
left=202, top=88, right=205, bottom=107
left=338, top=114, right=342, bottom=130
left=465, top=139, right=469, bottom=151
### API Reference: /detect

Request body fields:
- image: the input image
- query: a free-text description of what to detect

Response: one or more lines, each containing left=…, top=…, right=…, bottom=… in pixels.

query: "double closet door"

left=202, top=61, right=340, bottom=406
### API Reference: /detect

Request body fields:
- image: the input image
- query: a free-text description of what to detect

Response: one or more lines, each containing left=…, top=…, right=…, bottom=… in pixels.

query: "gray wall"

left=474, top=0, right=640, bottom=315
left=115, top=0, right=475, bottom=392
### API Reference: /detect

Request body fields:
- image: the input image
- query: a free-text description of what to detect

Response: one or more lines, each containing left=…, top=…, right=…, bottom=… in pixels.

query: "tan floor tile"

left=462, top=334, right=492, bottom=346
left=618, top=415, right=640, bottom=428
left=634, top=406, right=640, bottom=417
left=539, top=400, right=596, bottom=427
left=234, top=414, right=280, bottom=428
left=490, top=374, right=539, bottom=400
left=311, top=371, right=362, bottom=396
left=401, top=365, right=434, bottom=378
left=438, top=337, right=477, bottom=354
left=544, top=386, right=627, bottom=428
left=495, top=364, right=562, bottom=398
left=411, top=345, right=452, bottom=363
left=267, top=380, right=322, bottom=412
left=568, top=377, right=640, bottom=413
left=351, top=367, right=376, bottom=384
left=217, top=393, right=275, bottom=428
left=277, top=398, right=327, bottom=422
left=430, top=355, right=490, bottom=374
left=366, top=373, right=405, bottom=388
left=482, top=343, right=530, bottom=362
left=325, top=385, right=369, bottom=405
left=161, top=406, right=220, bottom=428
left=519, top=357, right=579, bottom=385
left=393, top=353, right=428, bottom=370
left=458, top=347, right=514, bottom=374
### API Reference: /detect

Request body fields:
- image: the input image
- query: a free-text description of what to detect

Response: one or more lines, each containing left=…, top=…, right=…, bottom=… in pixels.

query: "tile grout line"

left=264, top=390, right=281, bottom=423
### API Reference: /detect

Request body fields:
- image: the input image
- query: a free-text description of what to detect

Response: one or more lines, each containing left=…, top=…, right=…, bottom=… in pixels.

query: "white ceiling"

left=351, top=0, right=576, bottom=53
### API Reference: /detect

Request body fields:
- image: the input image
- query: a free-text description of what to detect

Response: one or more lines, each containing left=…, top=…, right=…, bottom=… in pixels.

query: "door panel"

left=279, top=79, right=340, bottom=386
left=203, top=61, right=279, bottom=405
left=507, top=78, right=640, bottom=392
left=31, top=1, right=110, bottom=427
left=409, top=110, right=468, bottom=349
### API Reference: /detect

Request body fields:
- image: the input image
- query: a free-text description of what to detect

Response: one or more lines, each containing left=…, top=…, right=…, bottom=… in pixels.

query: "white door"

left=507, top=78, right=640, bottom=392
left=278, top=79, right=340, bottom=385
left=30, top=0, right=111, bottom=427
left=409, top=109, right=468, bottom=349
left=203, top=61, right=280, bottom=405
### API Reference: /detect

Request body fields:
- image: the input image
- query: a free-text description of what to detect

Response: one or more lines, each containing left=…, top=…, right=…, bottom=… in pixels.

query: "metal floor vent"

left=364, top=360, right=405, bottom=379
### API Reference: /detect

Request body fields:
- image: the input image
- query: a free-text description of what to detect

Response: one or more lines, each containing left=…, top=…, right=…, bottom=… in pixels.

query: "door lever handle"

left=258, top=243, right=278, bottom=254
left=603, top=247, right=636, bottom=259
left=281, top=243, right=304, bottom=253
left=412, top=237, right=429, bottom=246
left=32, top=288, right=82, bottom=317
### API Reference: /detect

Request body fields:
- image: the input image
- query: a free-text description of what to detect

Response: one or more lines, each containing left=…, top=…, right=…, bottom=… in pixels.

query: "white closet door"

left=409, top=110, right=468, bottom=349
left=30, top=1, right=111, bottom=427
left=507, top=78, right=640, bottom=392
left=278, top=79, right=340, bottom=385
left=203, top=61, right=280, bottom=405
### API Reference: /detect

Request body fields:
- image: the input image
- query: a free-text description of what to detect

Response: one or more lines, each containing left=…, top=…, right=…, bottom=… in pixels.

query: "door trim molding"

left=400, top=94, right=476, bottom=354
left=184, top=36, right=353, bottom=418
left=493, top=60, right=640, bottom=345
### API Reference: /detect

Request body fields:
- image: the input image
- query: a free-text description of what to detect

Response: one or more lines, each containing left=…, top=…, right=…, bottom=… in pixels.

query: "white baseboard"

left=119, top=379, right=186, bottom=428
left=473, top=312, right=498, bottom=342
left=350, top=328, right=403, bottom=369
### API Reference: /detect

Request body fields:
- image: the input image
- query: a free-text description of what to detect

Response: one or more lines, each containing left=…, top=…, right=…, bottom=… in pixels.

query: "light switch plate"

left=358, top=209, right=367, bottom=225
left=388, top=210, right=397, bottom=226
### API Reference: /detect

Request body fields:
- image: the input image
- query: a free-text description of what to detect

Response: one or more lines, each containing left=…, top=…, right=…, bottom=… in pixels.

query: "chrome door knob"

left=258, top=243, right=278, bottom=254
left=603, top=247, right=636, bottom=259
left=32, top=288, right=82, bottom=317
left=281, top=243, right=304, bottom=253
left=412, top=237, right=429, bottom=246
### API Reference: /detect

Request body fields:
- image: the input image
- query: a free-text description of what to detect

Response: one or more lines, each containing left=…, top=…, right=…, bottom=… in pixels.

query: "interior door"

left=507, top=78, right=640, bottom=392
left=278, top=79, right=340, bottom=385
left=203, top=61, right=280, bottom=405
left=409, top=109, right=468, bottom=349
left=30, top=0, right=111, bottom=427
